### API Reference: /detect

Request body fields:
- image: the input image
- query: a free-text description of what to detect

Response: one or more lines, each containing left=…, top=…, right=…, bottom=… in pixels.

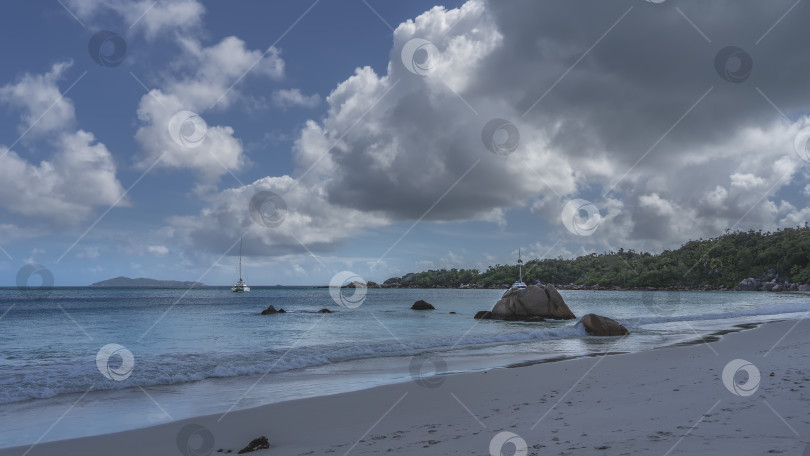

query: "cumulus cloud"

left=0, top=62, right=126, bottom=226
left=272, top=88, right=321, bottom=110
left=0, top=61, right=76, bottom=137
left=169, top=0, right=810, bottom=259
left=63, top=0, right=204, bottom=40
left=133, top=36, right=285, bottom=181
left=166, top=175, right=390, bottom=256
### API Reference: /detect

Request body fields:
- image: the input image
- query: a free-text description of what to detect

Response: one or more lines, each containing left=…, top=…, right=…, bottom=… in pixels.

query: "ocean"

left=1, top=286, right=808, bottom=448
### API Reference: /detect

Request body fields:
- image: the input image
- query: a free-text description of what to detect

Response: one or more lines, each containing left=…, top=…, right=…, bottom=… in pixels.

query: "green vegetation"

left=387, top=226, right=810, bottom=288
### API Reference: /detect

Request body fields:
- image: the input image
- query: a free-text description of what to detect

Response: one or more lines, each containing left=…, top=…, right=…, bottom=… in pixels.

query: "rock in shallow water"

left=260, top=305, right=286, bottom=315
left=579, top=313, right=629, bottom=336
left=411, top=299, right=436, bottom=310
left=474, top=285, right=575, bottom=321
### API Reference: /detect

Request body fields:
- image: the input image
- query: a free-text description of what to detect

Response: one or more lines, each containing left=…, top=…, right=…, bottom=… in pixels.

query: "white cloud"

left=0, top=61, right=75, bottom=137
left=0, top=62, right=126, bottom=226
left=168, top=0, right=810, bottom=259
left=64, top=0, right=204, bottom=40
left=134, top=36, right=285, bottom=181
left=272, top=89, right=321, bottom=110
left=146, top=245, right=170, bottom=256
left=166, top=175, right=390, bottom=256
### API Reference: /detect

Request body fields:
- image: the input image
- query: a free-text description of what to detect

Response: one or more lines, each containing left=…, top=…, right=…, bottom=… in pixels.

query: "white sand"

left=4, top=319, right=809, bottom=456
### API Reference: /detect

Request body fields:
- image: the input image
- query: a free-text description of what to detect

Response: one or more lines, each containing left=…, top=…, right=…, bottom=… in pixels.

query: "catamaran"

left=231, top=238, right=250, bottom=292
left=512, top=249, right=527, bottom=289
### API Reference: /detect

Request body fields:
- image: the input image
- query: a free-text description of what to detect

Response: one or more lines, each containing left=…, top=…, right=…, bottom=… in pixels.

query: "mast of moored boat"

left=518, top=248, right=523, bottom=283
left=238, top=237, right=243, bottom=282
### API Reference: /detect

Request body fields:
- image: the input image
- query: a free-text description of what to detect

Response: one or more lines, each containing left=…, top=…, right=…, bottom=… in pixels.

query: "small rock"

left=579, top=314, right=629, bottom=336
left=474, top=311, right=493, bottom=320
left=411, top=300, right=435, bottom=310
left=261, top=305, right=286, bottom=315
left=448, top=311, right=456, bottom=314
left=317, top=308, right=332, bottom=313
left=237, top=436, right=270, bottom=454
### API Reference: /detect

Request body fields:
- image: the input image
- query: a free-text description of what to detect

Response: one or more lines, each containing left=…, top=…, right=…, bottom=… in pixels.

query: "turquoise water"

left=0, top=287, right=808, bottom=448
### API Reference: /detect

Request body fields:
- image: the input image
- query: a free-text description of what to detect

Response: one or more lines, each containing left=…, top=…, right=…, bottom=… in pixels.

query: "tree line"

left=386, top=226, right=810, bottom=288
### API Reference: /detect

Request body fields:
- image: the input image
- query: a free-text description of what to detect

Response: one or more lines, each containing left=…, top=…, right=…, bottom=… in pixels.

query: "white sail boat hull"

left=232, top=239, right=250, bottom=292
left=511, top=249, right=527, bottom=289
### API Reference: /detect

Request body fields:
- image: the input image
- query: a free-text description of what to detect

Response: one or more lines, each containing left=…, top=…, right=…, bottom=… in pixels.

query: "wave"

left=0, top=325, right=587, bottom=405
left=2, top=299, right=808, bottom=405
left=628, top=301, right=810, bottom=327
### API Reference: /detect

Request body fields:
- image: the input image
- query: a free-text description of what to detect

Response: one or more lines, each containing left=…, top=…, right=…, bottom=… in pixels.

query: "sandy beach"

left=4, top=318, right=807, bottom=456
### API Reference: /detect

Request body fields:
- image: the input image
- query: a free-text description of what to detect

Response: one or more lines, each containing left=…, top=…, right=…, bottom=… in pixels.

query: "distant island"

left=90, top=276, right=206, bottom=288
left=379, top=227, right=810, bottom=292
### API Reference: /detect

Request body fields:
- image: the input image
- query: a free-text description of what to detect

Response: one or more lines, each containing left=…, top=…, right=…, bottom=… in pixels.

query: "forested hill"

left=383, top=227, right=810, bottom=289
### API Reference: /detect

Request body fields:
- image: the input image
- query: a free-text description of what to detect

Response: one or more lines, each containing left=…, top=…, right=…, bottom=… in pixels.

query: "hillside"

left=383, top=227, right=810, bottom=290
left=89, top=277, right=206, bottom=288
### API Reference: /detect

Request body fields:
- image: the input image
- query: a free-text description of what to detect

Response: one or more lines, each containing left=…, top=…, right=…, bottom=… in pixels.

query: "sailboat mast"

left=238, top=238, right=243, bottom=280
left=518, top=249, right=523, bottom=282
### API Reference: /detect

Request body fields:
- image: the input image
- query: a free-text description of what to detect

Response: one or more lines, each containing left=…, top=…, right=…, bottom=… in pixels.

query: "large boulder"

left=411, top=300, right=435, bottom=310
left=738, top=278, right=761, bottom=291
left=579, top=313, right=629, bottom=336
left=477, top=285, right=575, bottom=321
left=799, top=284, right=810, bottom=292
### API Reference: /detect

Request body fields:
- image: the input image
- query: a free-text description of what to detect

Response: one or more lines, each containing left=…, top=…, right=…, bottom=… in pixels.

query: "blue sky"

left=1, top=0, right=809, bottom=286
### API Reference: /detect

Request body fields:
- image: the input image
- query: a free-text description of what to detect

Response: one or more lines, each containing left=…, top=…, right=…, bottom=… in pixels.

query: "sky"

left=1, top=0, right=809, bottom=287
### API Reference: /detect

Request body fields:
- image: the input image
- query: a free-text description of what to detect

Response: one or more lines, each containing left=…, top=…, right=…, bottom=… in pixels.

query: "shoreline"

left=6, top=318, right=808, bottom=456
left=366, top=284, right=810, bottom=293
